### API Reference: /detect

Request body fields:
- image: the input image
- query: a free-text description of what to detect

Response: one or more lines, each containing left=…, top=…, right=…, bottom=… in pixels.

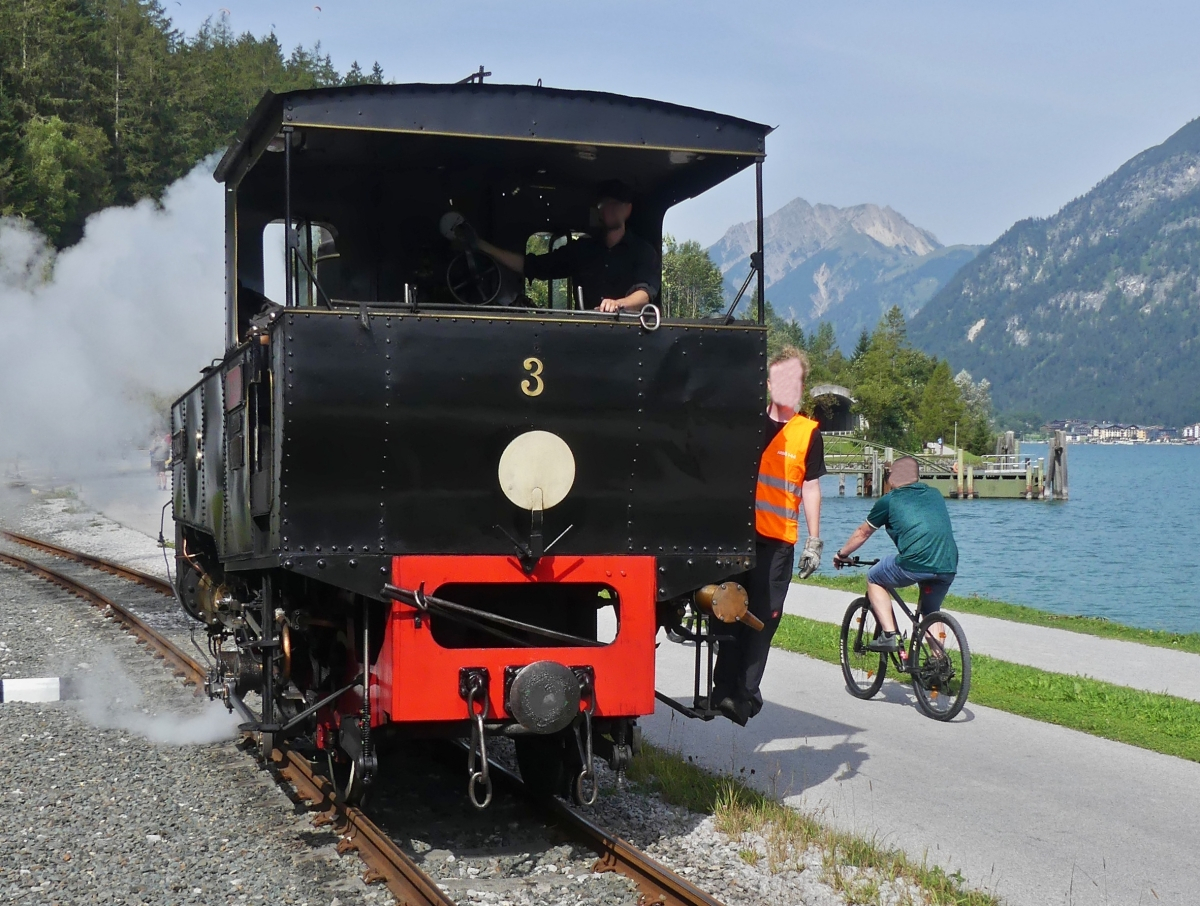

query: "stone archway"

left=809, top=383, right=855, bottom=433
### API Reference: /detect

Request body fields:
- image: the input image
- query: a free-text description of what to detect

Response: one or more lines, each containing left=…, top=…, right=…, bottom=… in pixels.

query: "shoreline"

left=795, top=573, right=1200, bottom=654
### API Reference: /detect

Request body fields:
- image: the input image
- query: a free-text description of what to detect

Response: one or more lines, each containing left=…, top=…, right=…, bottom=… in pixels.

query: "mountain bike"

left=836, top=557, right=971, bottom=721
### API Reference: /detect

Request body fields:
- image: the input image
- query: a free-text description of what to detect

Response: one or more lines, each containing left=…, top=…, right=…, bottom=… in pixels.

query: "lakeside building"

left=1184, top=423, right=1200, bottom=441
left=1041, top=421, right=1182, bottom=443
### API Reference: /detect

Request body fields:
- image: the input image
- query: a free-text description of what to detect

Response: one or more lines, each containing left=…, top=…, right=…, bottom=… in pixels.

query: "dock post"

left=955, top=448, right=964, bottom=499
left=1047, top=430, right=1069, bottom=500
left=967, top=464, right=975, bottom=498
left=1025, top=459, right=1032, bottom=499
left=838, top=475, right=846, bottom=497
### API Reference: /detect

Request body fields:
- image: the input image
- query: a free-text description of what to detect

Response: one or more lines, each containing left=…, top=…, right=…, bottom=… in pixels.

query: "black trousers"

left=711, top=538, right=795, bottom=717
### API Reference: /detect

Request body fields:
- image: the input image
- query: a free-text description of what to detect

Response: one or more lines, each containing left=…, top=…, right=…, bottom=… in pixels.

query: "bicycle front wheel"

left=910, top=611, right=971, bottom=720
left=840, top=597, right=887, bottom=699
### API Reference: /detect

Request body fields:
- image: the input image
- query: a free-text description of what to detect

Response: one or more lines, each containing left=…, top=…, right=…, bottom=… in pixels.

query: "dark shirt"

left=523, top=231, right=660, bottom=310
left=763, top=416, right=827, bottom=481
left=866, top=482, right=958, bottom=574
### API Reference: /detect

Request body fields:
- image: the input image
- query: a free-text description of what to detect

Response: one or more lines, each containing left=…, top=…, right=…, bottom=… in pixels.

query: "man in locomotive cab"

left=709, top=346, right=827, bottom=726
left=460, top=180, right=661, bottom=312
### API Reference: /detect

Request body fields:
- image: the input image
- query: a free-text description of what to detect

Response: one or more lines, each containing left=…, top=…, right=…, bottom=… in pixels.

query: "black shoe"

left=865, top=632, right=900, bottom=653
left=717, top=696, right=751, bottom=727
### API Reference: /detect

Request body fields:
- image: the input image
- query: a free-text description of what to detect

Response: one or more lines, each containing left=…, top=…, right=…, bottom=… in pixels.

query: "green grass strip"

left=773, top=613, right=1200, bottom=763
left=628, top=742, right=999, bottom=906
left=797, top=574, right=1200, bottom=655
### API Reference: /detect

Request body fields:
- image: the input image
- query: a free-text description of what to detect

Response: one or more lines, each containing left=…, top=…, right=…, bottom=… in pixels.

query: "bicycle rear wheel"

left=910, top=611, right=971, bottom=720
left=840, top=597, right=887, bottom=699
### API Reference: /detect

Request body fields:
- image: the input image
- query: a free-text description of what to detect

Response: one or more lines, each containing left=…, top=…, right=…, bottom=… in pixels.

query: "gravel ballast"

left=1, top=480, right=927, bottom=906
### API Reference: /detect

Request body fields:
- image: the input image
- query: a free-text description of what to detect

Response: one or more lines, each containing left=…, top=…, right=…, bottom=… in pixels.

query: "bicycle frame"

left=846, top=561, right=948, bottom=671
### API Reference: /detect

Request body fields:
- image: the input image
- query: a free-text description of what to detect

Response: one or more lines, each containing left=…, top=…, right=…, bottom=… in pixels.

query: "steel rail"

left=3, top=533, right=729, bottom=906
left=0, top=551, right=202, bottom=687
left=0, top=543, right=453, bottom=906
left=486, top=758, right=725, bottom=906
left=1, top=528, right=175, bottom=596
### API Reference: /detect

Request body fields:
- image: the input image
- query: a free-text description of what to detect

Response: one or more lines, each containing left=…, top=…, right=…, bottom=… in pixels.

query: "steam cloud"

left=0, top=160, right=225, bottom=467
left=66, top=650, right=240, bottom=746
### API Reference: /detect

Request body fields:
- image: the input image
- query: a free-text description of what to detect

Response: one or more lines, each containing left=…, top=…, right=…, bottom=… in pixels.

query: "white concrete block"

left=1, top=677, right=61, bottom=703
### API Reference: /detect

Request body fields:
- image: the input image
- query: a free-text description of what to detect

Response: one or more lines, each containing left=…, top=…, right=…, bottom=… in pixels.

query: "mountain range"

left=708, top=198, right=980, bottom=344
left=909, top=117, right=1200, bottom=425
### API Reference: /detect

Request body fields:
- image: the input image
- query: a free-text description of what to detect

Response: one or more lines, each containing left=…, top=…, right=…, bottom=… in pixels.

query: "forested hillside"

left=910, top=116, right=1200, bottom=425
left=0, top=0, right=382, bottom=246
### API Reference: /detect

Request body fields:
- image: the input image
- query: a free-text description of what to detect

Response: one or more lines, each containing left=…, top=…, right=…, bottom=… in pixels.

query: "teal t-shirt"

left=866, top=483, right=958, bottom=574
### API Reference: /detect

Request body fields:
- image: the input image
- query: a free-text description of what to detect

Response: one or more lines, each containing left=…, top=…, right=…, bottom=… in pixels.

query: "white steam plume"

left=0, top=159, right=224, bottom=466
left=66, top=650, right=240, bottom=746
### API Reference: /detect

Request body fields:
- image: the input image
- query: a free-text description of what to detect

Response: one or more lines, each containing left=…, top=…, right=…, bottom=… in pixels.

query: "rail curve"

left=0, top=530, right=726, bottom=906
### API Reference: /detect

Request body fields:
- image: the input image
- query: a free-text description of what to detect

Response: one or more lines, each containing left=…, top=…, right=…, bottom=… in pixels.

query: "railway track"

left=0, top=529, right=724, bottom=906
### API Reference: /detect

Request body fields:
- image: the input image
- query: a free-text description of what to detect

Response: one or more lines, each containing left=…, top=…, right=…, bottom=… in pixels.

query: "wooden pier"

left=823, top=432, right=1069, bottom=500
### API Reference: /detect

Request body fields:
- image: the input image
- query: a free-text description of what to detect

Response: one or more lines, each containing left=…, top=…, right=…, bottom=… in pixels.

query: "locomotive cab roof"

left=216, top=82, right=769, bottom=205
left=217, top=82, right=771, bottom=346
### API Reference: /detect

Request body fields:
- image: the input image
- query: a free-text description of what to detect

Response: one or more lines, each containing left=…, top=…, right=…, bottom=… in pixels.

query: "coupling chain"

left=465, top=673, right=492, bottom=809
left=574, top=680, right=598, bottom=806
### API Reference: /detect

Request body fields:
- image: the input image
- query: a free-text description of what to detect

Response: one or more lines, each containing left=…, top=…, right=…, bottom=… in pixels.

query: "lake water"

left=811, top=442, right=1200, bottom=635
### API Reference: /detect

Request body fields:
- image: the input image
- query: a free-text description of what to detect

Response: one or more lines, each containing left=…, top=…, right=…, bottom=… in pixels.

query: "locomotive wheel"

left=327, top=750, right=369, bottom=807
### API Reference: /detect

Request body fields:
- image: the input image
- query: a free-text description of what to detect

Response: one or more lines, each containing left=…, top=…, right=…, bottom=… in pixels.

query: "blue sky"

left=171, top=1, right=1200, bottom=248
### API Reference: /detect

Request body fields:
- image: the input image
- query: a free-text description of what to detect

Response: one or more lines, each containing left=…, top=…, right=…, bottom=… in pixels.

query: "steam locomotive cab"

left=171, top=82, right=771, bottom=804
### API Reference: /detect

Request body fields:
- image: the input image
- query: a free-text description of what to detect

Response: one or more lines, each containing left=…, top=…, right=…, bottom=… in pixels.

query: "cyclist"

left=832, top=456, right=958, bottom=652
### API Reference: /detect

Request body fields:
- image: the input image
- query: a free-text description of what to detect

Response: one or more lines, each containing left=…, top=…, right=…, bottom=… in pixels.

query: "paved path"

left=67, top=467, right=1200, bottom=903
left=650, top=638, right=1200, bottom=906
left=786, top=583, right=1200, bottom=703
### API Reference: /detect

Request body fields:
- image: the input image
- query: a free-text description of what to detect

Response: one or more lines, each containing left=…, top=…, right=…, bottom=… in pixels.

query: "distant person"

left=448, top=180, right=660, bottom=312
left=832, top=456, right=958, bottom=651
left=150, top=434, right=170, bottom=491
left=709, top=346, right=826, bottom=725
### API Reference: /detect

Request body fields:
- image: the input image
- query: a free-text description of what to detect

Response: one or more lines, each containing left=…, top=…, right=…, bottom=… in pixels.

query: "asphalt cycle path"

left=54, top=464, right=1200, bottom=903
left=648, top=636, right=1199, bottom=906
left=786, top=583, right=1200, bottom=704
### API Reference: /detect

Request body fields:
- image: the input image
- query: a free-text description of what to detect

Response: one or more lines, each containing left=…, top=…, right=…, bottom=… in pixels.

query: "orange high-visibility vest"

left=755, top=414, right=819, bottom=544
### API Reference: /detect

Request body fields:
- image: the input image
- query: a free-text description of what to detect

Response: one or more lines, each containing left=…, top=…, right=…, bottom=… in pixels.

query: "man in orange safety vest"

left=709, top=345, right=826, bottom=725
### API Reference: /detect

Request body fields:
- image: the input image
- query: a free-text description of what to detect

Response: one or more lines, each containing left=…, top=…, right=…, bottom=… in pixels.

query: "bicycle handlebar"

left=834, top=555, right=879, bottom=569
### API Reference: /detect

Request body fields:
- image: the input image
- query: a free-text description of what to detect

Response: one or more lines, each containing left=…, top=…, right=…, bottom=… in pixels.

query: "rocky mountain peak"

left=709, top=197, right=942, bottom=285
left=705, top=197, right=975, bottom=345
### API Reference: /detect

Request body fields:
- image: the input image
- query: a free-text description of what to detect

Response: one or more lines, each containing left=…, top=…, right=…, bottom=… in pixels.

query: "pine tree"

left=852, top=328, right=870, bottom=362
left=915, top=361, right=966, bottom=448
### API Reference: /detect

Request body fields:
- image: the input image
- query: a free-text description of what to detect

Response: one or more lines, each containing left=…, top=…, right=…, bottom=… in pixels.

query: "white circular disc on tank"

left=497, top=430, right=576, bottom=510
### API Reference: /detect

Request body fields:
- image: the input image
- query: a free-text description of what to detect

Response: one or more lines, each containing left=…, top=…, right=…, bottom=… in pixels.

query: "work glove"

left=453, top=220, right=479, bottom=250
left=439, top=212, right=479, bottom=249
left=798, top=537, right=823, bottom=579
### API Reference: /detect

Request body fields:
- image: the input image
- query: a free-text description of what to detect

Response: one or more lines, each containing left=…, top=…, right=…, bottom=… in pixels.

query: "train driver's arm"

left=597, top=243, right=660, bottom=313
left=475, top=238, right=575, bottom=282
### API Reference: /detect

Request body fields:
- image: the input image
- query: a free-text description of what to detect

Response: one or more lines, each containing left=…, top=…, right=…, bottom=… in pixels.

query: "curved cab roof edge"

left=214, top=82, right=772, bottom=185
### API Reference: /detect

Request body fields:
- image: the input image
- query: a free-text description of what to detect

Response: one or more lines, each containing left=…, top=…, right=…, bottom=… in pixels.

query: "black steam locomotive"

left=171, top=79, right=771, bottom=805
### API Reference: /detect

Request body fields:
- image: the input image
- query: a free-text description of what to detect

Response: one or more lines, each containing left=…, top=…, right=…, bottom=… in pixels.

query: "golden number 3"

left=521, top=357, right=545, bottom=397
